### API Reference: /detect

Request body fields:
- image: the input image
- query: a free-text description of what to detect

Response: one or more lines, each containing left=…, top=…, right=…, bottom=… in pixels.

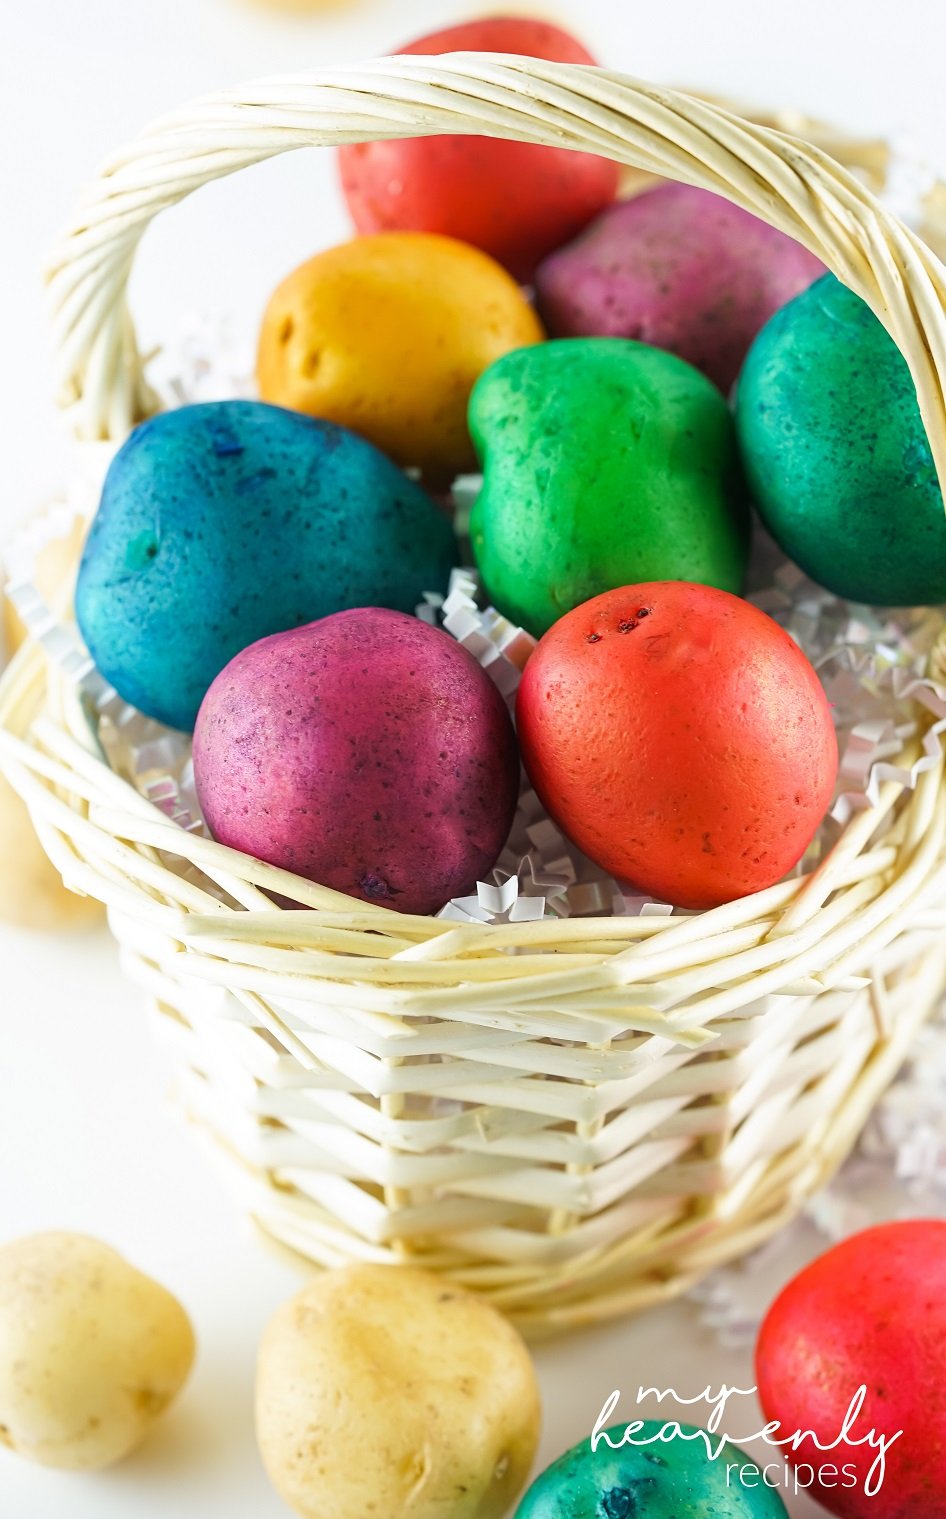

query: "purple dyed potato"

left=535, top=183, right=825, bottom=394
left=192, top=608, right=520, bottom=915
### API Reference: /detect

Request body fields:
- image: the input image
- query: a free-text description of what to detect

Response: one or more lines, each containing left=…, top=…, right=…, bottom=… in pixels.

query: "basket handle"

left=47, top=52, right=946, bottom=490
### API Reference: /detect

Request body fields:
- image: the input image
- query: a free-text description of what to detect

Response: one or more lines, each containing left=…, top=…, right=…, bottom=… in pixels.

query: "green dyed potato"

left=515, top=1421, right=787, bottom=1518
left=469, top=338, right=748, bottom=637
left=736, top=273, right=946, bottom=605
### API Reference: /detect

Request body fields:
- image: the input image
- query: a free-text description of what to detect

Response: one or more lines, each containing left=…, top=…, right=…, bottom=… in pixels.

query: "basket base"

left=146, top=935, right=946, bottom=1335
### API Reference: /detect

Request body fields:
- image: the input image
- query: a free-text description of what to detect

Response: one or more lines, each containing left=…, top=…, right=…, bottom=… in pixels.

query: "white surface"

left=3, top=0, right=946, bottom=532
left=0, top=919, right=833, bottom=1519
left=3, top=1, right=946, bottom=1515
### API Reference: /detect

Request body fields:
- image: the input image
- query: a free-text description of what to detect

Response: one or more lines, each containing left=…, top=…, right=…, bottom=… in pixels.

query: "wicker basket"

left=4, top=54, right=946, bottom=1332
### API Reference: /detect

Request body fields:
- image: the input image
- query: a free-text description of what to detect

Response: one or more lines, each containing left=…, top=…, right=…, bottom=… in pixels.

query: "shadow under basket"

left=4, top=53, right=946, bottom=1331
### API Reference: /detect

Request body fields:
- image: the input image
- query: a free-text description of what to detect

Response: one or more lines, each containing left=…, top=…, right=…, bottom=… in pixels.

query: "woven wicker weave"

left=3, top=55, right=946, bottom=1330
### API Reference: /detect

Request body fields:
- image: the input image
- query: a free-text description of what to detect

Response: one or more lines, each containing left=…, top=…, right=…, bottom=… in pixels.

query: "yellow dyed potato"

left=0, top=1233, right=195, bottom=1470
left=257, top=232, right=544, bottom=483
left=256, top=1264, right=541, bottom=1519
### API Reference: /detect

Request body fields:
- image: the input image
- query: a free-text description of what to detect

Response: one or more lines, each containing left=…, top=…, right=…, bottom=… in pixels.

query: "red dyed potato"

left=756, top=1221, right=946, bottom=1518
left=516, top=582, right=837, bottom=909
left=338, top=17, right=619, bottom=282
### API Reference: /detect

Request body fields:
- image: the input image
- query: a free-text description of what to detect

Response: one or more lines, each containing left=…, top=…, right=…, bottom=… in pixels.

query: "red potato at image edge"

left=756, top=1221, right=946, bottom=1518
left=337, top=16, right=619, bottom=282
left=516, top=582, right=838, bottom=910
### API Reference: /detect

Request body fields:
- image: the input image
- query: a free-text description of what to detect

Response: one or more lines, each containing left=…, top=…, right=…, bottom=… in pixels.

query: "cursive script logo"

left=591, top=1385, right=903, bottom=1498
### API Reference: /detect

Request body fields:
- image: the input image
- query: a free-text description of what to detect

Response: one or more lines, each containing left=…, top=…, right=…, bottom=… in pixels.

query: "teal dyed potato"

left=736, top=273, right=946, bottom=605
left=469, top=338, right=748, bottom=637
left=75, top=401, right=458, bottom=730
left=516, top=1421, right=787, bottom=1518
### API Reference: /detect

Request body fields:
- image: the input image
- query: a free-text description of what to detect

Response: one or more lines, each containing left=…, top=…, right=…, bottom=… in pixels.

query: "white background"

left=2, top=0, right=945, bottom=1515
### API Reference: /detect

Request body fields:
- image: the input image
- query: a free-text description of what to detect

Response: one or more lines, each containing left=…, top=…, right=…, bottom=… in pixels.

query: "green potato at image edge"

left=515, top=1422, right=788, bottom=1518
left=736, top=272, right=946, bottom=606
left=469, top=338, right=749, bottom=637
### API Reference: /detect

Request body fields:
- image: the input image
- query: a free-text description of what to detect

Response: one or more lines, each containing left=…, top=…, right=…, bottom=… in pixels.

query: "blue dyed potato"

left=75, top=401, right=459, bottom=730
left=516, top=1422, right=788, bottom=1518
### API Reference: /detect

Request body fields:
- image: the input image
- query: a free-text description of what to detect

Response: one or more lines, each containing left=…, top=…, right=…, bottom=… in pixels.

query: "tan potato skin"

left=256, top=1264, right=541, bottom=1519
left=1, top=510, right=102, bottom=930
left=2, top=510, right=88, bottom=656
left=257, top=232, right=544, bottom=484
left=0, top=773, right=101, bottom=930
left=0, top=1232, right=195, bottom=1470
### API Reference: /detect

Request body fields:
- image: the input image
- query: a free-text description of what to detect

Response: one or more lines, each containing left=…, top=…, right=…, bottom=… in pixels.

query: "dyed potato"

left=257, top=233, right=543, bottom=483
left=0, top=1232, right=194, bottom=1470
left=256, top=1264, right=541, bottom=1519
left=736, top=274, right=946, bottom=605
left=193, top=608, right=519, bottom=915
left=516, top=1420, right=787, bottom=1517
left=337, top=17, right=619, bottom=282
left=756, top=1220, right=946, bottom=1518
left=75, top=401, right=457, bottom=731
left=517, top=582, right=837, bottom=909
left=470, top=339, right=748, bottom=637
left=536, top=184, right=824, bottom=393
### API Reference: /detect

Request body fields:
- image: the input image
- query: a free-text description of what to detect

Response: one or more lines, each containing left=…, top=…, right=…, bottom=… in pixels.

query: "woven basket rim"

left=8, top=54, right=942, bottom=960
left=4, top=58, right=946, bottom=1327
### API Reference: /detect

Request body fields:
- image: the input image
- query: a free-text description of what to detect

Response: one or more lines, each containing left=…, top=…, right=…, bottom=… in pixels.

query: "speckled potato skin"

left=469, top=339, right=749, bottom=637
left=756, top=1221, right=946, bottom=1518
left=74, top=400, right=457, bottom=732
left=0, top=1233, right=194, bottom=1470
left=193, top=607, right=520, bottom=914
left=516, top=582, right=837, bottom=909
left=337, top=17, right=618, bottom=284
left=736, top=274, right=946, bottom=605
left=255, top=1264, right=541, bottom=1519
left=535, top=183, right=824, bottom=394
left=257, top=232, right=544, bottom=484
left=515, top=1421, right=787, bottom=1518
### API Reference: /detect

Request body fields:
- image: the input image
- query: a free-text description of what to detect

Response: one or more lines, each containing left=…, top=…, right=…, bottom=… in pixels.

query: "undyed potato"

left=2, top=508, right=88, bottom=656
left=1, top=512, right=102, bottom=930
left=0, top=1232, right=195, bottom=1470
left=256, top=1264, right=541, bottom=1519
left=0, top=773, right=100, bottom=931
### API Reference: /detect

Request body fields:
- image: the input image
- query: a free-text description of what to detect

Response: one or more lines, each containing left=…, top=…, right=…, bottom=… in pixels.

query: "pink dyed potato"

left=193, top=608, right=519, bottom=915
left=535, top=183, right=825, bottom=393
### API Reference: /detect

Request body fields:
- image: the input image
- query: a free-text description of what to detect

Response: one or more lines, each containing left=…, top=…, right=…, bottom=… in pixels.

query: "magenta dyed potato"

left=535, top=183, right=825, bottom=393
left=193, top=608, right=519, bottom=915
